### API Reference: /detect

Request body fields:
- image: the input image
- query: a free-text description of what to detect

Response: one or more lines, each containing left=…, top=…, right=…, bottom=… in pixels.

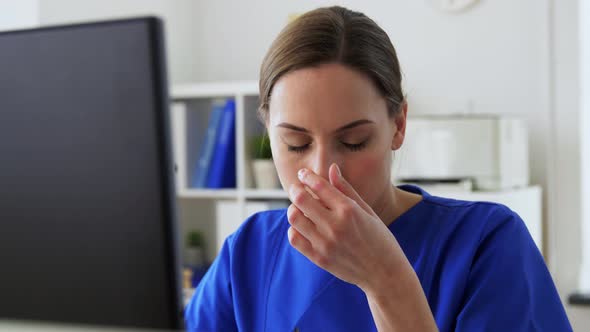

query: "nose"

left=309, top=144, right=339, bottom=180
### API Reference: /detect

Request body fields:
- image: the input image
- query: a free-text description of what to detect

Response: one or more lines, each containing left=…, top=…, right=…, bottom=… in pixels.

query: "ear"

left=391, top=102, right=408, bottom=151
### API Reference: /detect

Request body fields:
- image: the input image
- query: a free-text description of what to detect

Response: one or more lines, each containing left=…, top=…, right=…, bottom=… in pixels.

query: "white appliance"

left=392, top=115, right=529, bottom=191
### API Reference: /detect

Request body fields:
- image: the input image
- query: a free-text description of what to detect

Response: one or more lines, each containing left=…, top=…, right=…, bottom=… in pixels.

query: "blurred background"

left=1, top=0, right=588, bottom=329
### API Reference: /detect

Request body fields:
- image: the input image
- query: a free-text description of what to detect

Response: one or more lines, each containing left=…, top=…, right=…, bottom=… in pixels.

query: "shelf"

left=177, top=189, right=238, bottom=199
left=168, top=81, right=285, bottom=263
left=171, top=81, right=258, bottom=99
left=244, top=189, right=289, bottom=200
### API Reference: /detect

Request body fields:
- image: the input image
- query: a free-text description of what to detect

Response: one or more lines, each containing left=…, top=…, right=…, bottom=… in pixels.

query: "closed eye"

left=343, top=141, right=368, bottom=151
left=287, top=140, right=368, bottom=154
left=287, top=144, right=309, bottom=153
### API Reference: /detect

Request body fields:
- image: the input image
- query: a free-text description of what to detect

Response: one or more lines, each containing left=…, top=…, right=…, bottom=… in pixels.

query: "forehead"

left=268, top=63, right=387, bottom=130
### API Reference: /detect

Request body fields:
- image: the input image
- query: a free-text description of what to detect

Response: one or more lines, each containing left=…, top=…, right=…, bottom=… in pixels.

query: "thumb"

left=329, top=163, right=376, bottom=217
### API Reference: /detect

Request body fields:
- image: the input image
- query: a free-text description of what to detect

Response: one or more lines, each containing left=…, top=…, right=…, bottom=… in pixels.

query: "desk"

left=0, top=320, right=181, bottom=332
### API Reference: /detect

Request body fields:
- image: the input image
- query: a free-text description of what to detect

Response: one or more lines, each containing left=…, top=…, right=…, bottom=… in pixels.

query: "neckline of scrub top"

left=386, top=184, right=432, bottom=233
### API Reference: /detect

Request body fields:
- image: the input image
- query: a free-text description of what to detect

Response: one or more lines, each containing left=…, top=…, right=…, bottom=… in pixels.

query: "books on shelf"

left=192, top=98, right=236, bottom=189
left=207, top=99, right=236, bottom=188
left=192, top=99, right=225, bottom=188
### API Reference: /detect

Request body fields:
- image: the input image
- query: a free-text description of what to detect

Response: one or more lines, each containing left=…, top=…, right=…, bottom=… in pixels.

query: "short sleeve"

left=455, top=207, right=572, bottom=331
left=184, top=234, right=238, bottom=332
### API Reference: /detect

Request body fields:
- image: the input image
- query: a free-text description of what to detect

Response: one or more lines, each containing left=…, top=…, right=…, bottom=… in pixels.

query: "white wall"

left=579, top=0, right=590, bottom=294
left=550, top=0, right=581, bottom=289
left=0, top=0, right=39, bottom=31
left=549, top=1, right=589, bottom=329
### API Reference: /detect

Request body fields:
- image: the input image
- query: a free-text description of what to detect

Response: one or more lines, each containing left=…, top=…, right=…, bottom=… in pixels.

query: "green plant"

left=249, top=134, right=273, bottom=159
left=186, top=230, right=205, bottom=249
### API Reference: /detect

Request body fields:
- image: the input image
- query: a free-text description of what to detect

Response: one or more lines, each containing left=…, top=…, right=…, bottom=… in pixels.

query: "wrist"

left=360, top=254, right=414, bottom=296
left=362, top=264, right=438, bottom=332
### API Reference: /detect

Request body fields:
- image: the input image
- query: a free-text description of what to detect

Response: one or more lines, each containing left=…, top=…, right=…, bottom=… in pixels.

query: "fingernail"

left=298, top=168, right=307, bottom=181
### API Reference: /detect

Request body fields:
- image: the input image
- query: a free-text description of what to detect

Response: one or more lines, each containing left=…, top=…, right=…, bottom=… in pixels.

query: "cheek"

left=345, top=152, right=391, bottom=204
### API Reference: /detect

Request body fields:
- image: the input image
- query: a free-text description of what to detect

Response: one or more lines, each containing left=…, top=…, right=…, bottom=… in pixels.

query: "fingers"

left=328, top=163, right=376, bottom=217
left=292, top=165, right=377, bottom=224
left=297, top=168, right=348, bottom=210
left=287, top=226, right=314, bottom=258
left=288, top=182, right=329, bottom=226
left=287, top=203, right=318, bottom=242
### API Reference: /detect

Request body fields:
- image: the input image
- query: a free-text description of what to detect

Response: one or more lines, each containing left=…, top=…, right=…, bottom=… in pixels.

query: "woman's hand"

left=286, top=163, right=406, bottom=292
left=287, top=163, right=438, bottom=331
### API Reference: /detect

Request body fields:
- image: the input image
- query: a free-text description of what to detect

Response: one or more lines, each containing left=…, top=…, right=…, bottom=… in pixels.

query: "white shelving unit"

left=169, top=81, right=544, bottom=263
left=170, top=81, right=290, bottom=263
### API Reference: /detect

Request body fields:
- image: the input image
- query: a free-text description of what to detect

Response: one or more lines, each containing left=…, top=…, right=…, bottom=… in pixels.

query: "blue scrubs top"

left=184, top=184, right=572, bottom=331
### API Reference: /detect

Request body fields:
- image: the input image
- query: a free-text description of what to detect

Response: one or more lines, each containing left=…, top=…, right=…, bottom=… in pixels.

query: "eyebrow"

left=276, top=119, right=375, bottom=133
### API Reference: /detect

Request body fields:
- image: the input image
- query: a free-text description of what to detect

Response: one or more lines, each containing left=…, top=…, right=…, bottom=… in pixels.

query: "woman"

left=185, top=6, right=571, bottom=331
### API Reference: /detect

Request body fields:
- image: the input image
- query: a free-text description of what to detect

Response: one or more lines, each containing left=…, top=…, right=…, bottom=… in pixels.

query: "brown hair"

left=258, top=6, right=405, bottom=124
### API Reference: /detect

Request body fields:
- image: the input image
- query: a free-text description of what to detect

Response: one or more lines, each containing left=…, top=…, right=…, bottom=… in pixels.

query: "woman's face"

left=267, top=63, right=406, bottom=211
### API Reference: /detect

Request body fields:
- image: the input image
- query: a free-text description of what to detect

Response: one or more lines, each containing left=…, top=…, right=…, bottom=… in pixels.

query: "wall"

left=0, top=0, right=38, bottom=31
left=550, top=0, right=589, bottom=329
left=580, top=0, right=590, bottom=295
